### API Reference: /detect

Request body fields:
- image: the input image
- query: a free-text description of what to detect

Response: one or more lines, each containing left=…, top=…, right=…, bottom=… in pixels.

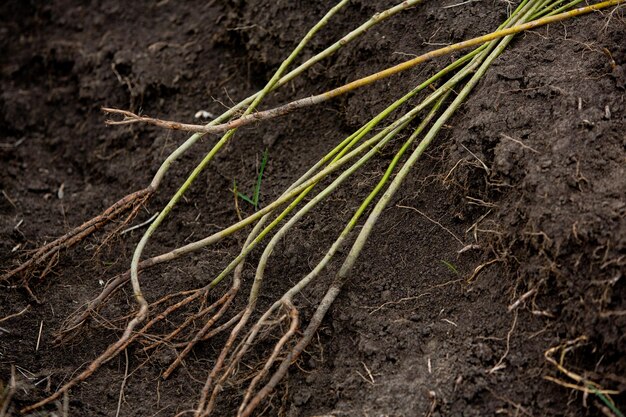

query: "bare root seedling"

left=13, top=1, right=626, bottom=416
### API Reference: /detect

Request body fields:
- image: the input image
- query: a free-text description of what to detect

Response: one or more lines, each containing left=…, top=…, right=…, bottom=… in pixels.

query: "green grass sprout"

left=588, top=383, right=625, bottom=417
left=236, top=149, right=269, bottom=211
left=441, top=260, right=459, bottom=275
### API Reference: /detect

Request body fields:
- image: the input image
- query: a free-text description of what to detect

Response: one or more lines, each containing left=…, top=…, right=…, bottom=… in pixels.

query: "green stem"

left=335, top=0, right=545, bottom=290
left=144, top=47, right=492, bottom=280
left=238, top=3, right=558, bottom=415
left=128, top=0, right=351, bottom=318
left=149, top=0, right=422, bottom=191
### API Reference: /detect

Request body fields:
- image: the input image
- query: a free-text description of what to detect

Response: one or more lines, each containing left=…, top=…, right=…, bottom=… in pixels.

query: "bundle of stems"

left=16, top=0, right=625, bottom=415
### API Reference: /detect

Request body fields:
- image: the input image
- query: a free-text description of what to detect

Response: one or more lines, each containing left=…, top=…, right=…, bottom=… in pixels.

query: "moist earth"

left=1, top=1, right=625, bottom=416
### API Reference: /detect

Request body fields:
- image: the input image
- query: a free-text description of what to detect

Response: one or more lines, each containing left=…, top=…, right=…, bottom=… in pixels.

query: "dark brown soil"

left=1, top=1, right=625, bottom=416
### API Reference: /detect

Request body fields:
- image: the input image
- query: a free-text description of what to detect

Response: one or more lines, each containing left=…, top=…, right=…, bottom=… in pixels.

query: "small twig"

left=0, top=137, right=26, bottom=149
left=500, top=133, right=540, bottom=153
left=443, top=0, right=481, bottom=9
left=33, top=376, right=49, bottom=387
left=0, top=366, right=16, bottom=417
left=442, top=158, right=465, bottom=183
left=508, top=288, right=537, bottom=312
left=397, top=204, right=465, bottom=245
left=441, top=318, right=458, bottom=327
left=62, top=391, right=69, bottom=417
left=488, top=309, right=517, bottom=373
left=115, top=349, right=130, bottom=417
left=233, top=181, right=243, bottom=221
left=15, top=365, right=36, bottom=380
left=366, top=293, right=431, bottom=315
left=355, top=369, right=374, bottom=385
left=543, top=376, right=618, bottom=396
left=458, top=244, right=480, bottom=253
left=362, top=362, right=376, bottom=385
left=1, top=190, right=17, bottom=210
left=36, top=321, right=44, bottom=351
left=465, top=209, right=492, bottom=235
left=486, top=388, right=534, bottom=417
left=0, top=305, right=30, bottom=324
left=459, top=143, right=489, bottom=173
left=467, top=258, right=500, bottom=282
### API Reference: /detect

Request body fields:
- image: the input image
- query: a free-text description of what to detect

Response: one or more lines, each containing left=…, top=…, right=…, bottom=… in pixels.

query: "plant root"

left=192, top=300, right=296, bottom=417
left=238, top=301, right=299, bottom=416
left=544, top=336, right=621, bottom=396
left=161, top=280, right=241, bottom=379
left=21, top=305, right=147, bottom=413
left=23, top=284, right=212, bottom=413
left=0, top=366, right=16, bottom=417
left=20, top=1, right=626, bottom=415
left=2, top=187, right=153, bottom=285
left=237, top=285, right=339, bottom=417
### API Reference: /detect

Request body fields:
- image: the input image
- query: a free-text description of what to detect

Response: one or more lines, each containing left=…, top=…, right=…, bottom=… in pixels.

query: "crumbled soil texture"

left=1, top=1, right=625, bottom=416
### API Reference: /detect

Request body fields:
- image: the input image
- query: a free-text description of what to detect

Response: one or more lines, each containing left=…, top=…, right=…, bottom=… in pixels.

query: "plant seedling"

left=234, top=149, right=269, bottom=211
left=441, top=260, right=459, bottom=275
left=588, top=383, right=624, bottom=417
left=19, top=1, right=626, bottom=415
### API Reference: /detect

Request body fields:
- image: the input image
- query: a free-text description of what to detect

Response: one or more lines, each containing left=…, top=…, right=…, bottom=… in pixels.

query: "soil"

left=1, top=1, right=625, bottom=416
